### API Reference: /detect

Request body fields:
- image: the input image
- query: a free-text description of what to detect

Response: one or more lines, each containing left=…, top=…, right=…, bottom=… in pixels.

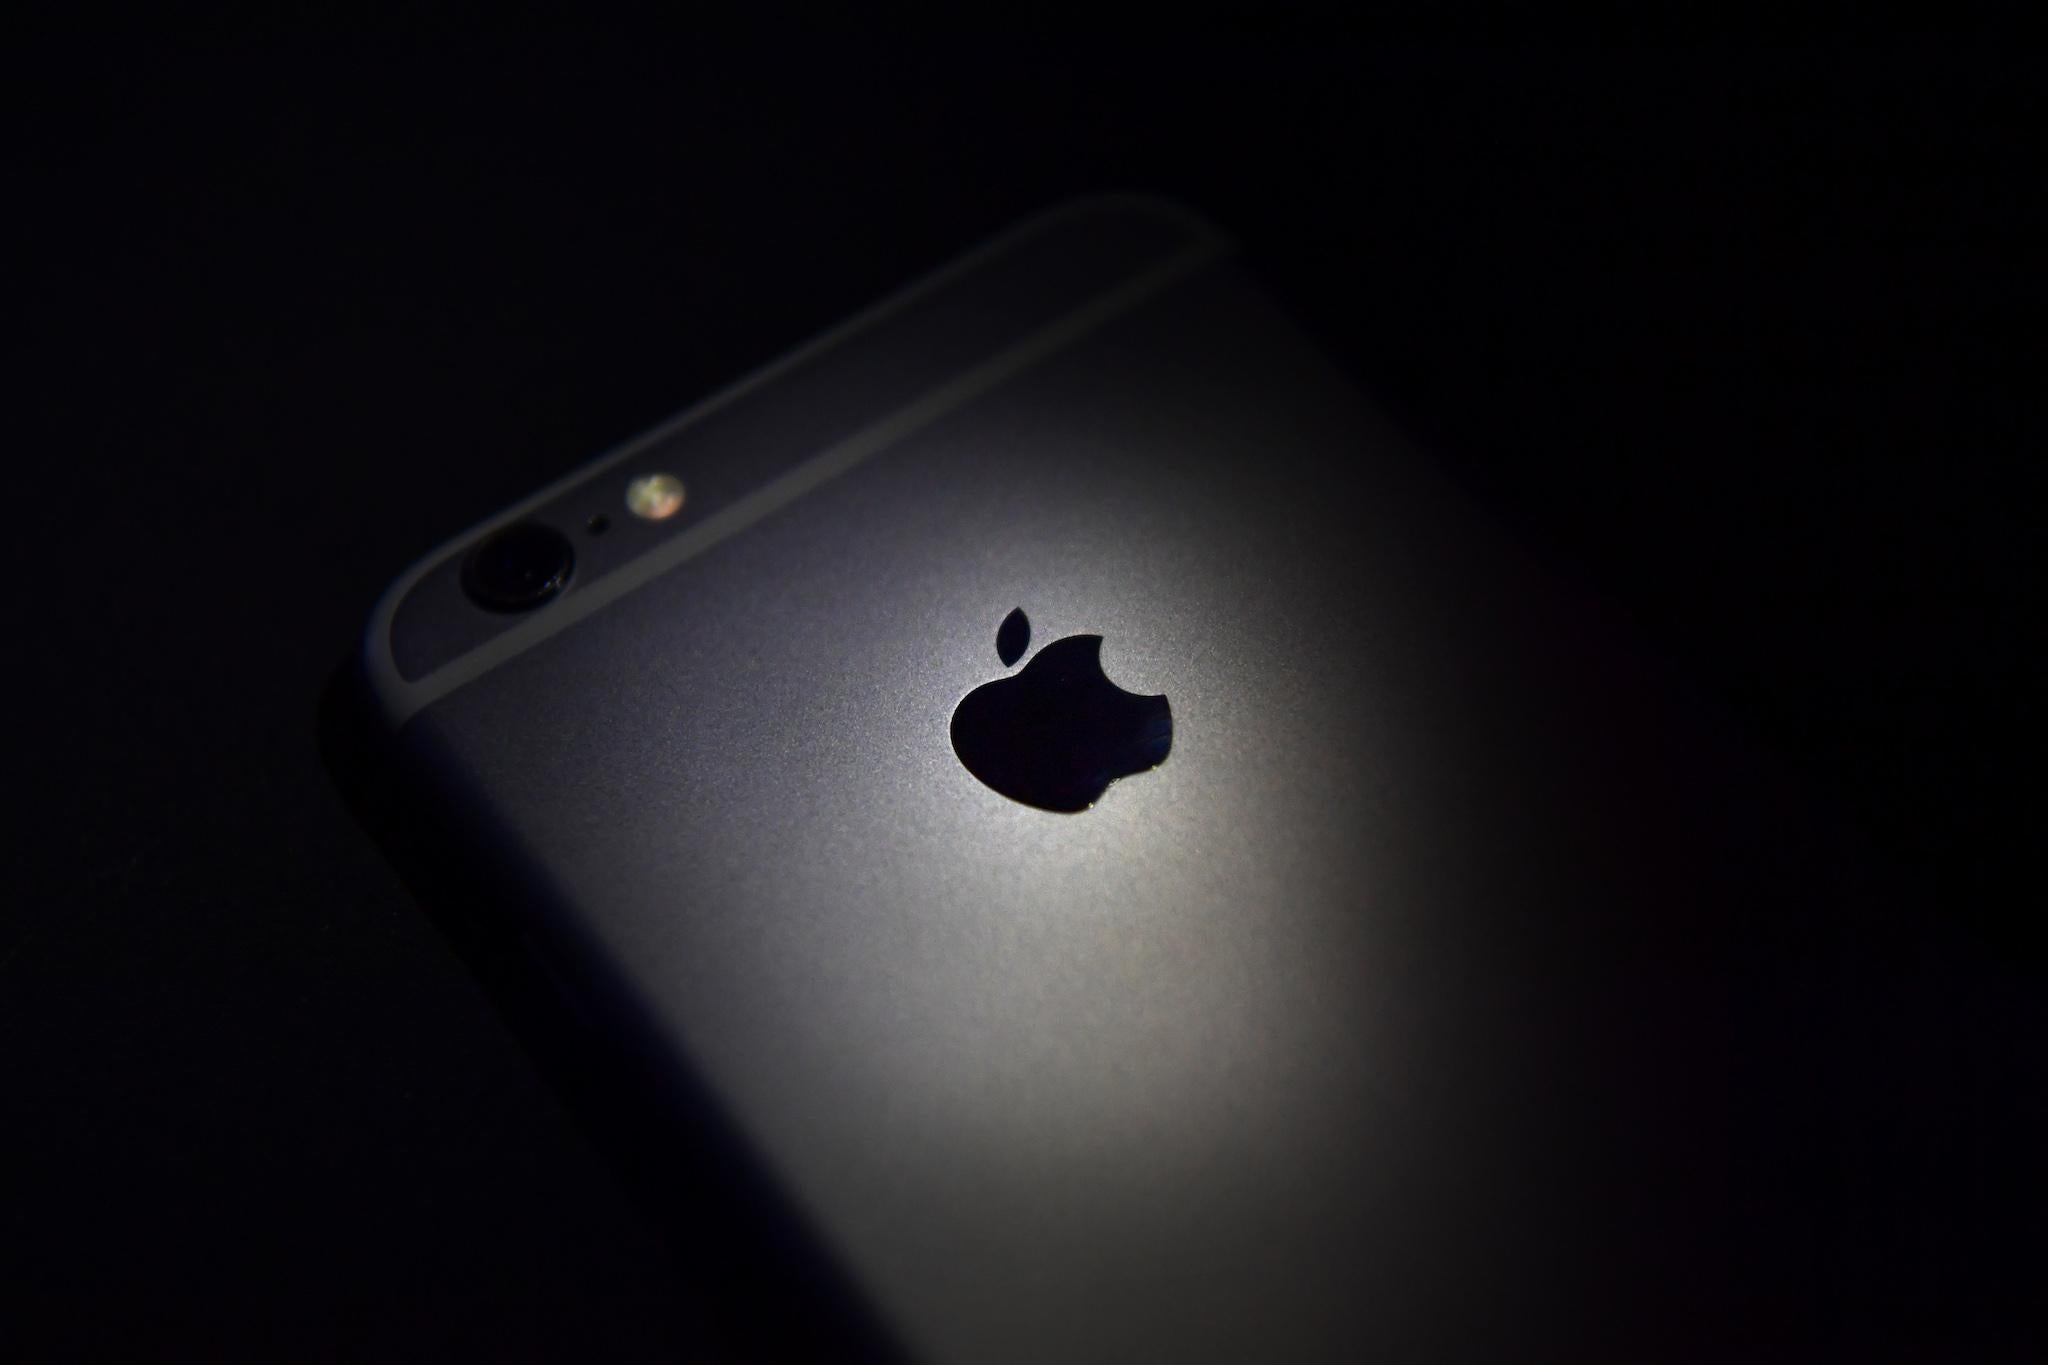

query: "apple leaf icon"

left=996, top=607, right=1029, bottom=667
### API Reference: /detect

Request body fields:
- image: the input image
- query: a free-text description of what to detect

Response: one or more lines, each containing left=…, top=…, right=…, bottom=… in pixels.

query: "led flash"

left=625, top=473, right=685, bottom=521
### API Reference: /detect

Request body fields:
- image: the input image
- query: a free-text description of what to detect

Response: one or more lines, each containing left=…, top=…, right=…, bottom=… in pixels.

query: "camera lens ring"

left=461, top=522, right=575, bottom=613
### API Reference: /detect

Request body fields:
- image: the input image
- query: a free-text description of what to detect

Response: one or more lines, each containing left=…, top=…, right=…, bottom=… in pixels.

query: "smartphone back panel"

left=365, top=200, right=1874, bottom=1362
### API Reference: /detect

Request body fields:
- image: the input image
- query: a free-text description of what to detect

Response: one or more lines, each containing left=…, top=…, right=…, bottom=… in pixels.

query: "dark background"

left=10, top=32, right=2042, bottom=1360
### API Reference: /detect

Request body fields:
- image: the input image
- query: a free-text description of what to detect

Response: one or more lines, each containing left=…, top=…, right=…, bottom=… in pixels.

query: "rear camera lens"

left=461, top=522, right=575, bottom=612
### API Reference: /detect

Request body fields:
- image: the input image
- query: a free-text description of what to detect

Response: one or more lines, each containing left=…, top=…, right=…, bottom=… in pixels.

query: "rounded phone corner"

left=360, top=536, right=472, bottom=731
left=359, top=554, right=432, bottom=731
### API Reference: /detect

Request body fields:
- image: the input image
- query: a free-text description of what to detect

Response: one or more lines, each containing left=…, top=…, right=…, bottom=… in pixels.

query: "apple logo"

left=949, top=608, right=1173, bottom=812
